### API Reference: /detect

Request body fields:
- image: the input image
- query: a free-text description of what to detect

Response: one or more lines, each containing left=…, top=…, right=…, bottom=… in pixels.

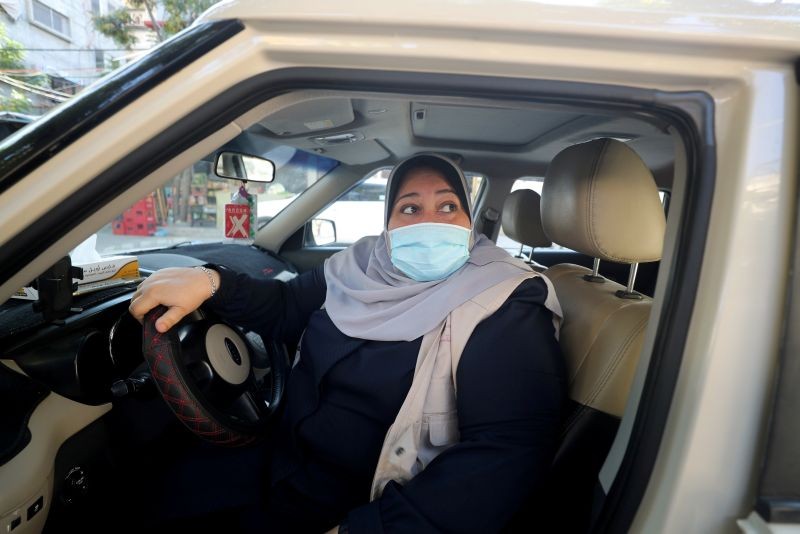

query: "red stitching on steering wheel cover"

left=142, top=306, right=255, bottom=447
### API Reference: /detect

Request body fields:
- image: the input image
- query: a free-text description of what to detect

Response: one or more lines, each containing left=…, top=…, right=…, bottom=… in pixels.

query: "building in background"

left=0, top=0, right=132, bottom=115
left=127, top=3, right=161, bottom=51
left=0, top=0, right=214, bottom=231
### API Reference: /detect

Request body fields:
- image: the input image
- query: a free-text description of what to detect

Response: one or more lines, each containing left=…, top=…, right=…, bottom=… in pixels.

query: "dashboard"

left=0, top=243, right=298, bottom=464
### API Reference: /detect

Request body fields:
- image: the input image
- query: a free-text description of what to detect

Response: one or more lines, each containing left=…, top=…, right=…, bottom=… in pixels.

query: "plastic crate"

left=123, top=220, right=157, bottom=236
left=123, top=212, right=156, bottom=225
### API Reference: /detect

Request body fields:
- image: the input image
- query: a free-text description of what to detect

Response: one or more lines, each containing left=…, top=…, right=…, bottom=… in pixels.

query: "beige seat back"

left=501, top=189, right=551, bottom=271
left=544, top=265, right=652, bottom=416
left=524, top=138, right=665, bottom=532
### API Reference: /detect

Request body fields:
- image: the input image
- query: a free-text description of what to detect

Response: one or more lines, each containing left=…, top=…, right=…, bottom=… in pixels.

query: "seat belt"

left=480, top=207, right=500, bottom=239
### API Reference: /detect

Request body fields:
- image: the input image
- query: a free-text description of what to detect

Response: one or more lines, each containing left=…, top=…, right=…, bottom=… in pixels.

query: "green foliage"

left=92, top=8, right=137, bottom=49
left=161, top=0, right=216, bottom=36
left=107, top=56, right=123, bottom=71
left=91, top=0, right=216, bottom=46
left=0, top=23, right=25, bottom=72
left=0, top=23, right=32, bottom=112
left=23, top=73, right=49, bottom=88
left=0, top=89, right=31, bottom=113
left=130, top=0, right=164, bottom=42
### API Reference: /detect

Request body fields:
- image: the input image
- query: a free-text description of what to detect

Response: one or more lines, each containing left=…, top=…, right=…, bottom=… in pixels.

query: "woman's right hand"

left=129, top=267, right=220, bottom=333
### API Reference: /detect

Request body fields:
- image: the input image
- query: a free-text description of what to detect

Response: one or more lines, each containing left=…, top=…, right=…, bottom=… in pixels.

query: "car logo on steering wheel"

left=224, top=337, right=243, bottom=365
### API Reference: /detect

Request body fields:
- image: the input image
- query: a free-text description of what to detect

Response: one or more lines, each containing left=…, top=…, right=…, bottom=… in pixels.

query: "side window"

left=466, top=174, right=485, bottom=206
left=308, top=169, right=486, bottom=246
left=311, top=169, right=389, bottom=246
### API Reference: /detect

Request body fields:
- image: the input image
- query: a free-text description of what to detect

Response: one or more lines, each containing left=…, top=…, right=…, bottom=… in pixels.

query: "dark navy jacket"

left=208, top=264, right=565, bottom=533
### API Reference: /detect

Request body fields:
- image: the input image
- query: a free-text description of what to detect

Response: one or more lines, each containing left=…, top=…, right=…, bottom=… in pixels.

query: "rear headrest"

left=501, top=189, right=552, bottom=249
left=541, top=139, right=666, bottom=264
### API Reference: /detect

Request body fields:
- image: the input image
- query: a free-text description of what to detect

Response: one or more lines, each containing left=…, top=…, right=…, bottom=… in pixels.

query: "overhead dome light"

left=311, top=131, right=365, bottom=145
left=577, top=134, right=639, bottom=143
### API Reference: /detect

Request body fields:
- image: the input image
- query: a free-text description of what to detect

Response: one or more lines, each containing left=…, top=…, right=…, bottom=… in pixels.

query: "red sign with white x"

left=225, top=204, right=250, bottom=238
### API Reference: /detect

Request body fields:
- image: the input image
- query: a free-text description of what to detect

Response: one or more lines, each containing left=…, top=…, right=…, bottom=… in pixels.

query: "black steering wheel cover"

left=246, top=332, right=288, bottom=413
left=268, top=339, right=287, bottom=412
left=142, top=305, right=255, bottom=447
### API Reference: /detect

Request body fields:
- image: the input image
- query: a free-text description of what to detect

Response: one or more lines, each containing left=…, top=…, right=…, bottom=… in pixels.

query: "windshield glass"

left=95, top=142, right=338, bottom=255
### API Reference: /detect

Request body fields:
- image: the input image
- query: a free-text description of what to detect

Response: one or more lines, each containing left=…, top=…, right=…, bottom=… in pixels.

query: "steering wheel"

left=141, top=305, right=286, bottom=446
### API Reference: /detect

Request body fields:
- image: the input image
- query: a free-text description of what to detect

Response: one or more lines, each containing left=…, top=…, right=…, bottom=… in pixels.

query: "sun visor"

left=260, top=98, right=355, bottom=136
left=317, top=140, right=390, bottom=165
left=411, top=102, right=578, bottom=146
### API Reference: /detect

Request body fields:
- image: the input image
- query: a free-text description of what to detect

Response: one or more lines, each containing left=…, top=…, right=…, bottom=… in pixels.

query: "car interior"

left=0, top=87, right=683, bottom=533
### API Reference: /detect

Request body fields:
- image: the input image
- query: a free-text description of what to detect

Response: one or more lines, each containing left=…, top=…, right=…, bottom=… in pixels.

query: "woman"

left=130, top=154, right=565, bottom=533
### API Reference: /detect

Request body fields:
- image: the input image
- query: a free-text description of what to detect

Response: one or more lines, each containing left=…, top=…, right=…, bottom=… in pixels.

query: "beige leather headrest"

left=501, top=189, right=552, bottom=249
left=541, top=139, right=665, bottom=263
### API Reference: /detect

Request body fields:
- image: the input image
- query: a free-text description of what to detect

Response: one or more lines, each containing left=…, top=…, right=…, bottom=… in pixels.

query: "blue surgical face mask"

left=388, top=222, right=471, bottom=282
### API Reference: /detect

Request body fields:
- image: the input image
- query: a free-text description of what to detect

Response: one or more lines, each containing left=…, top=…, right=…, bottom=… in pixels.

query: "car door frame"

left=0, top=58, right=715, bottom=533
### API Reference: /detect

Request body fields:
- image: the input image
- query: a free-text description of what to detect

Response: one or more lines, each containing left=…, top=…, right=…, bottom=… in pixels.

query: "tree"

left=0, top=24, right=25, bottom=72
left=136, top=0, right=165, bottom=42
left=0, top=89, right=31, bottom=113
left=161, top=0, right=216, bottom=36
left=90, top=1, right=216, bottom=221
left=92, top=0, right=216, bottom=48
left=92, top=8, right=138, bottom=49
left=0, top=23, right=32, bottom=112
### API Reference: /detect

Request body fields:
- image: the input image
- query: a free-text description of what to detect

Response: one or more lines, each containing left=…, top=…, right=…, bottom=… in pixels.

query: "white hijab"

left=323, top=154, right=560, bottom=341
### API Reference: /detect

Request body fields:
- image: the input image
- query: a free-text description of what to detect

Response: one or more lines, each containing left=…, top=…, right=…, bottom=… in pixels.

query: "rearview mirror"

left=214, top=152, right=275, bottom=183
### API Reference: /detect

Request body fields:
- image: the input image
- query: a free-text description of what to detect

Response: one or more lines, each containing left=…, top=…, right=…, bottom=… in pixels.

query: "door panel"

left=0, top=361, right=110, bottom=534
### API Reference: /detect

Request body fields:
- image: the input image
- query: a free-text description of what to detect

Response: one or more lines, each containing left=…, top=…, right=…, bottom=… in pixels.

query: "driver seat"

left=534, top=138, right=666, bottom=532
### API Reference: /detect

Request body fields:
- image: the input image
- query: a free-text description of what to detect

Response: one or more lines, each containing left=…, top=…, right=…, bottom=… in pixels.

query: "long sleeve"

left=204, top=264, right=327, bottom=347
left=346, top=277, right=566, bottom=533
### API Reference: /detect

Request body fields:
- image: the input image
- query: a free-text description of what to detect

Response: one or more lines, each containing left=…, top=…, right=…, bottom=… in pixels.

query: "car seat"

left=507, top=138, right=666, bottom=532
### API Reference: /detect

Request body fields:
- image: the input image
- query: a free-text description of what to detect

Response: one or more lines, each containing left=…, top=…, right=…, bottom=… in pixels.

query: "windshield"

left=95, top=142, right=338, bottom=256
